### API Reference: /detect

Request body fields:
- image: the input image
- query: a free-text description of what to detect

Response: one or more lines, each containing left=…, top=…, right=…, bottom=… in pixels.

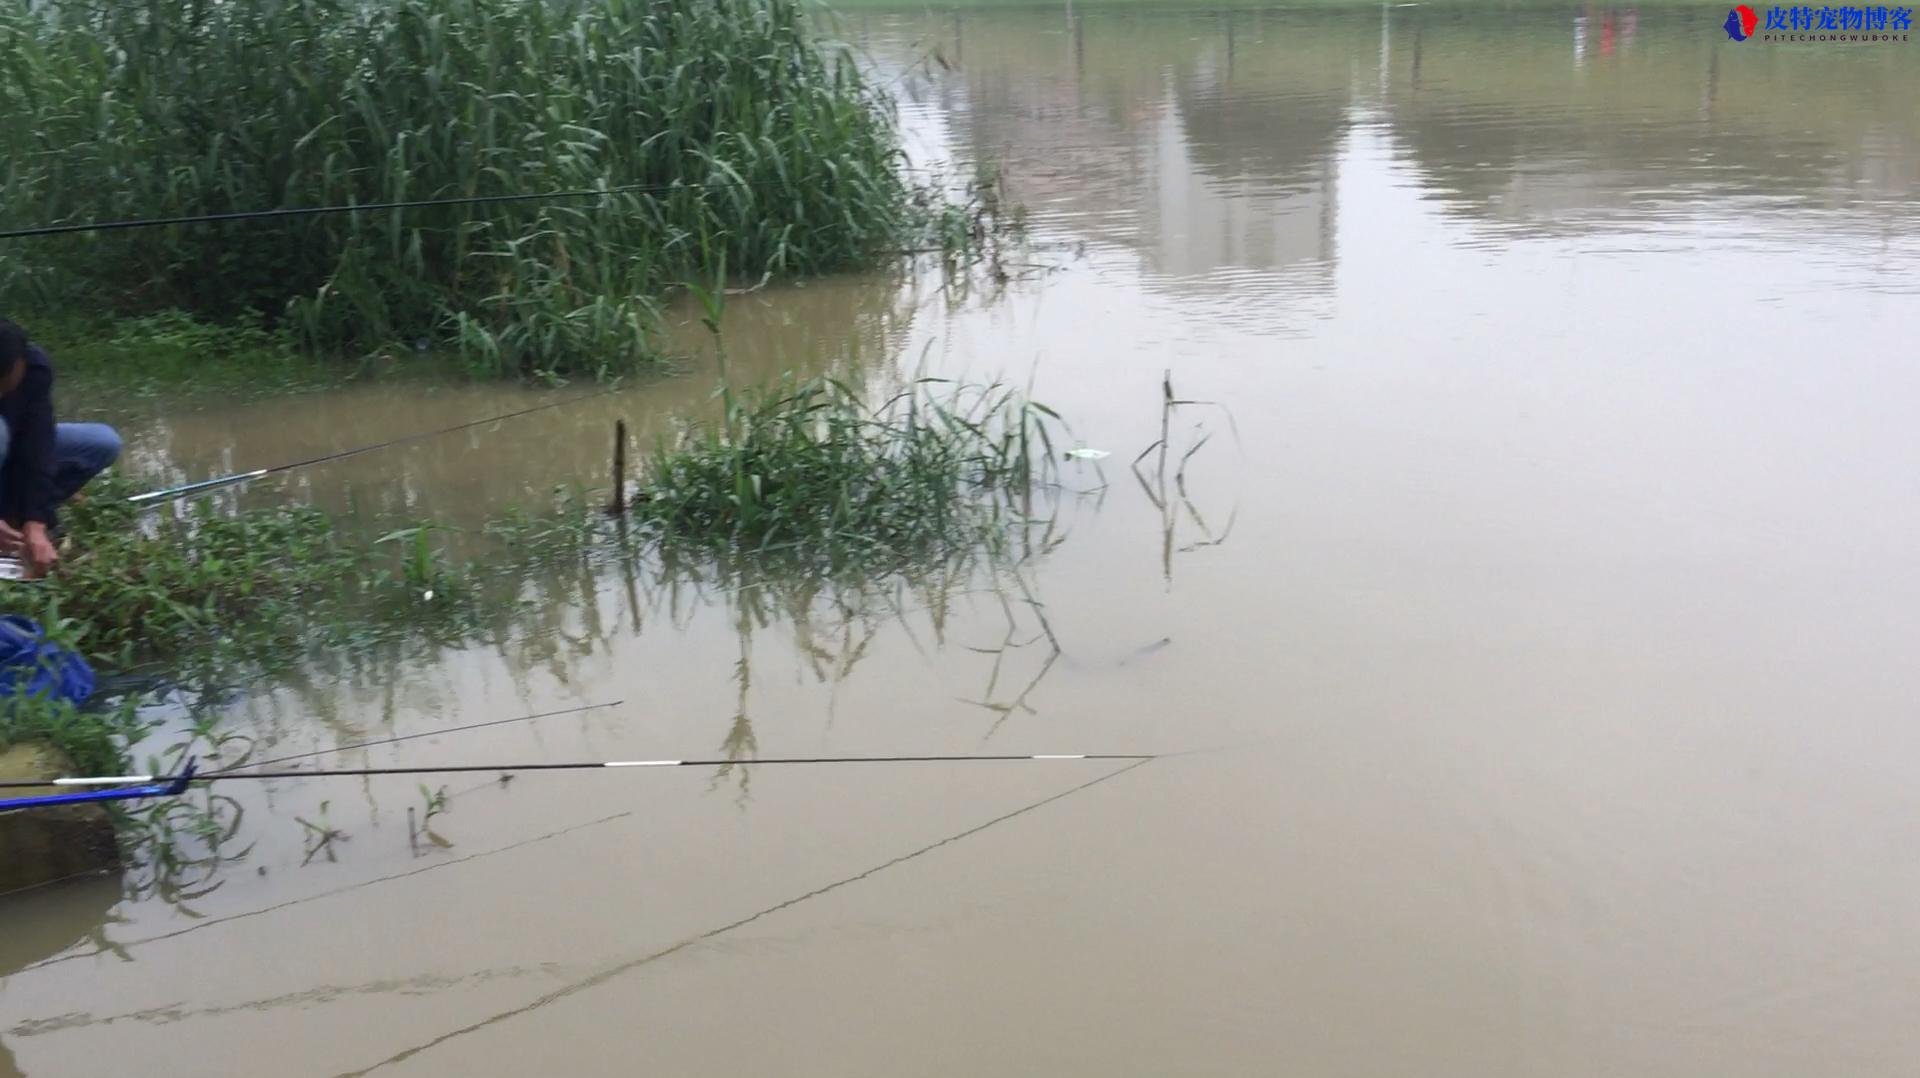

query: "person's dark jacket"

left=0, top=345, right=59, bottom=526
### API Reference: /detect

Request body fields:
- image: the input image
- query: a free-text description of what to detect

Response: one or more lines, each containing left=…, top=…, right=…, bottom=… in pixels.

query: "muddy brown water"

left=8, top=5, right=1920, bottom=1075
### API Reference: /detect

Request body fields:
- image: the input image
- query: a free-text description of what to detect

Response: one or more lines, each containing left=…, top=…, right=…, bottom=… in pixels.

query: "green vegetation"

left=630, top=376, right=1063, bottom=570
left=0, top=0, right=917, bottom=379
left=0, top=479, right=473, bottom=778
left=6, top=477, right=462, bottom=671
left=0, top=693, right=147, bottom=778
left=0, top=373, right=1069, bottom=782
left=32, top=311, right=347, bottom=404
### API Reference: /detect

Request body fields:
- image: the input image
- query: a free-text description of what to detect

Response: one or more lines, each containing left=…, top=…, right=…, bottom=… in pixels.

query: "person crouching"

left=0, top=318, right=123, bottom=578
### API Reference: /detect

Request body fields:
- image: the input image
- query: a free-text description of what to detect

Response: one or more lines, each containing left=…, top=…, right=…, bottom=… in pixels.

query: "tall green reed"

left=0, top=0, right=912, bottom=378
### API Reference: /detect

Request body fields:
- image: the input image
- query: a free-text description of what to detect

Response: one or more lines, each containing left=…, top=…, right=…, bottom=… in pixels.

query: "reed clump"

left=0, top=0, right=912, bottom=379
left=631, top=377, right=1063, bottom=569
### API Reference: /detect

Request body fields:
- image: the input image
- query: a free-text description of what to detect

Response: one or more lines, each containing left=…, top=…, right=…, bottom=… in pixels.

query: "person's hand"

left=23, top=523, right=57, bottom=578
left=0, top=520, right=21, bottom=557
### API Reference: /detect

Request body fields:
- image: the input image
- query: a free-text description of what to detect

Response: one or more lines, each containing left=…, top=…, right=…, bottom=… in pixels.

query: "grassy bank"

left=0, top=0, right=917, bottom=380
left=21, top=311, right=349, bottom=405
left=0, top=476, right=478, bottom=776
left=7, top=479, right=468, bottom=669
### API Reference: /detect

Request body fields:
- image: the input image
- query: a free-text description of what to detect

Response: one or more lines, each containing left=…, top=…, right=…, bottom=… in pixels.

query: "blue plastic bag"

left=0, top=616, right=95, bottom=706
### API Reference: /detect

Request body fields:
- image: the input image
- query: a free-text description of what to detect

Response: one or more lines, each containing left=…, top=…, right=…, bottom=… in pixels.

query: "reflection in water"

left=101, top=273, right=925, bottom=531
left=0, top=536, right=1089, bottom=994
left=890, top=3, right=1919, bottom=252
left=957, top=587, right=1060, bottom=739
left=148, top=528, right=1083, bottom=876
left=1132, top=381, right=1240, bottom=590
left=10, top=811, right=634, bottom=976
left=1377, top=6, right=1917, bottom=226
left=325, top=756, right=1157, bottom=1078
left=0, top=874, right=121, bottom=1075
left=0, top=877, right=121, bottom=977
left=896, top=10, right=1345, bottom=327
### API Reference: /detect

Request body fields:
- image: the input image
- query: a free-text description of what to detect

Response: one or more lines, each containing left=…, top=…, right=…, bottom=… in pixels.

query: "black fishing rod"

left=0, top=171, right=939, bottom=242
left=0, top=753, right=1154, bottom=811
left=0, top=753, right=1152, bottom=787
left=0, top=698, right=606, bottom=809
left=206, top=753, right=1155, bottom=781
left=3, top=753, right=1152, bottom=787
left=127, top=385, right=623, bottom=505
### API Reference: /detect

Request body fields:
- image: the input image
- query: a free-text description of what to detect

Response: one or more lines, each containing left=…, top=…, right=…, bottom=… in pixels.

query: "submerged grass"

left=0, top=0, right=916, bottom=379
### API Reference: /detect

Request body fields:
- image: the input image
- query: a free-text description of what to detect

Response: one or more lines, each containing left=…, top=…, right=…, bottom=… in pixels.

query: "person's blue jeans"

left=0, top=419, right=123, bottom=526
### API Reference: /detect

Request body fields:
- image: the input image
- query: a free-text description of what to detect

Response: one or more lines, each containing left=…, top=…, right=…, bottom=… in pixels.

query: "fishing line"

left=329, top=755, right=1158, bottom=1076
left=126, top=384, right=623, bottom=505
left=12, top=809, right=635, bottom=965
left=0, top=171, right=941, bottom=242
left=214, top=699, right=626, bottom=774
left=0, top=865, right=110, bottom=902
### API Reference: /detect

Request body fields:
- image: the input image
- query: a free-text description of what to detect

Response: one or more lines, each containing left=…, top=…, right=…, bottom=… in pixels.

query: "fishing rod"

left=0, top=171, right=940, bottom=242
left=9, top=753, right=1154, bottom=786
left=127, top=384, right=622, bottom=505
left=0, top=763, right=199, bottom=812
left=0, top=754, right=1155, bottom=810
left=1, top=697, right=617, bottom=811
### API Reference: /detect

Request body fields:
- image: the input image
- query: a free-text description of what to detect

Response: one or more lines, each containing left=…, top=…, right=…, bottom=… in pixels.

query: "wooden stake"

left=609, top=418, right=628, bottom=515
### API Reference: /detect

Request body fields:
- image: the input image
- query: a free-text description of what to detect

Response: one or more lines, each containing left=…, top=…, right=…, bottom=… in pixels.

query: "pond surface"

left=8, top=4, right=1920, bottom=1075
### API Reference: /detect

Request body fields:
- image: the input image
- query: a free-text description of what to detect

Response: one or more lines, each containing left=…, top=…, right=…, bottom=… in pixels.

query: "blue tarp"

left=0, top=616, right=94, bottom=706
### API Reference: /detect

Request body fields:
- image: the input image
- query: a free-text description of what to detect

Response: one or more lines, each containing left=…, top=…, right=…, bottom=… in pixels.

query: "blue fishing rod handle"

left=0, top=756, right=196, bottom=812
